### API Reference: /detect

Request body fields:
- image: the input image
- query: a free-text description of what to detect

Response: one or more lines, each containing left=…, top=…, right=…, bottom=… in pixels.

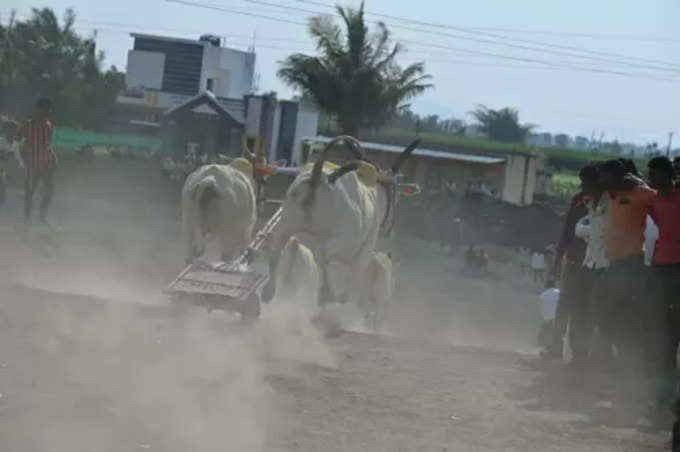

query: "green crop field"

left=551, top=172, right=581, bottom=200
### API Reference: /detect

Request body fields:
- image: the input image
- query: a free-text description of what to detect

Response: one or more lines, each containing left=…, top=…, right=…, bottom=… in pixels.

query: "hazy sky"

left=4, top=0, right=680, bottom=145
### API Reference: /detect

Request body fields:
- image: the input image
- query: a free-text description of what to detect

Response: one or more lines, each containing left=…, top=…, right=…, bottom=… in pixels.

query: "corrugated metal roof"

left=305, top=136, right=506, bottom=165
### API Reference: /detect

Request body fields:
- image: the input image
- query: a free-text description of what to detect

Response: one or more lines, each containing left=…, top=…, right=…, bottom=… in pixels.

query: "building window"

left=206, top=78, right=214, bottom=92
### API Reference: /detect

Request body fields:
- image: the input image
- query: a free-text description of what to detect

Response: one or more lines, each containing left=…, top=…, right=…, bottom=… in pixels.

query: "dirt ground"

left=0, top=158, right=668, bottom=451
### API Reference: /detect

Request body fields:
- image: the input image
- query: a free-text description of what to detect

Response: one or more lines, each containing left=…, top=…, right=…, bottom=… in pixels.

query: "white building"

left=125, top=33, right=255, bottom=99
left=116, top=33, right=318, bottom=162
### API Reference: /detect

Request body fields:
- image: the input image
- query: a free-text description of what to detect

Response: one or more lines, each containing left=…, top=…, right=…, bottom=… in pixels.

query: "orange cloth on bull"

left=605, top=185, right=656, bottom=262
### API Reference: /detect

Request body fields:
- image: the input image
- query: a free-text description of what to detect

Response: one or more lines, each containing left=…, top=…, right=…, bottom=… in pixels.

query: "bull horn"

left=305, top=147, right=329, bottom=206
left=329, top=161, right=362, bottom=185
left=241, top=136, right=256, bottom=161
left=323, top=135, right=364, bottom=161
left=391, top=139, right=420, bottom=174
left=305, top=136, right=362, bottom=205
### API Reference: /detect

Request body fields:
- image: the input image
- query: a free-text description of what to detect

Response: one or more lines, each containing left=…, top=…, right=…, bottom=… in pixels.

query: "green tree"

left=277, top=2, right=432, bottom=137
left=0, top=8, right=123, bottom=129
left=470, top=105, right=535, bottom=144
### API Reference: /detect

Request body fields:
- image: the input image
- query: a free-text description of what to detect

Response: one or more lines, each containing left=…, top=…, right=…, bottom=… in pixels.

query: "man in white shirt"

left=566, top=163, right=610, bottom=366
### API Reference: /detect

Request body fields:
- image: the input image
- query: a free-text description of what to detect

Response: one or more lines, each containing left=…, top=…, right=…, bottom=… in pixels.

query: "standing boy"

left=19, top=97, right=57, bottom=225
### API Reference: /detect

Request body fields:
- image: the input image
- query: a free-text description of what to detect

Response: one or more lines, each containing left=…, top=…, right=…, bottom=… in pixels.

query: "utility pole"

left=667, top=132, right=674, bottom=157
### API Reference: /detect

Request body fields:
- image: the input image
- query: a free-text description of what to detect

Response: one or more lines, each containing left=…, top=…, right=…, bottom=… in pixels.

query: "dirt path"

left=0, top=159, right=668, bottom=451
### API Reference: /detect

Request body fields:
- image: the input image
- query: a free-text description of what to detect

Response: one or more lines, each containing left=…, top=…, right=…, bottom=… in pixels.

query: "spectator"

left=1, top=120, right=25, bottom=207
left=567, top=162, right=610, bottom=366
left=538, top=280, right=560, bottom=352
left=531, top=250, right=546, bottom=283
left=592, top=159, right=655, bottom=369
left=548, top=167, right=590, bottom=362
left=645, top=157, right=680, bottom=413
left=19, top=97, right=57, bottom=226
left=517, top=247, right=530, bottom=276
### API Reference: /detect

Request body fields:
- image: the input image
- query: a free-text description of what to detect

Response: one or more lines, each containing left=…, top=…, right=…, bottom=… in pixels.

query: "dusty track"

left=0, top=158, right=667, bottom=451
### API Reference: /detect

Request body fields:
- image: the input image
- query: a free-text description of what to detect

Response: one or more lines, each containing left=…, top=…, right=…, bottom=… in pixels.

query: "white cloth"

left=578, top=199, right=609, bottom=270
left=0, top=140, right=23, bottom=168
left=540, top=288, right=560, bottom=320
left=644, top=215, right=659, bottom=267
left=531, top=252, right=545, bottom=270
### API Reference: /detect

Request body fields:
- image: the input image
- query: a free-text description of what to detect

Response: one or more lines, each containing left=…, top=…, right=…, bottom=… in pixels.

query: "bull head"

left=305, top=135, right=365, bottom=206
left=326, top=139, right=421, bottom=236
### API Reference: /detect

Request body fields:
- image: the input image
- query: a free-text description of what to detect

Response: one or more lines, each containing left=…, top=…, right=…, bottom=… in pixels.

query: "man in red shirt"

left=19, top=97, right=57, bottom=226
left=645, top=157, right=680, bottom=412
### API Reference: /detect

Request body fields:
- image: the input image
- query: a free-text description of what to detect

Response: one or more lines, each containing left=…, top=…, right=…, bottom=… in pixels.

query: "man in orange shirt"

left=593, top=159, right=655, bottom=363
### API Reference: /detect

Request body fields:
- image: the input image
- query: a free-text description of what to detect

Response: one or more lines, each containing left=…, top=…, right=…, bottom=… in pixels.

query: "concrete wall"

left=291, top=111, right=319, bottom=165
left=125, top=50, right=165, bottom=91
left=245, top=96, right=262, bottom=137
left=201, top=46, right=254, bottom=98
left=502, top=154, right=536, bottom=205
left=269, top=103, right=282, bottom=162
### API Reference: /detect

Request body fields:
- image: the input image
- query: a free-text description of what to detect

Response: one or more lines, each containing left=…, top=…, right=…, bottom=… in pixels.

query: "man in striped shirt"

left=19, top=97, right=57, bottom=225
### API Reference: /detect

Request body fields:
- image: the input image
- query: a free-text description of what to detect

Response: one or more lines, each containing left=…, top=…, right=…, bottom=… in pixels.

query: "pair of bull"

left=181, top=136, right=419, bottom=326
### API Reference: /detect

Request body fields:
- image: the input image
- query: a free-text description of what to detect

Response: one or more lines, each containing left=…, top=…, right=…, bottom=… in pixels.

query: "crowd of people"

left=545, top=156, right=680, bottom=422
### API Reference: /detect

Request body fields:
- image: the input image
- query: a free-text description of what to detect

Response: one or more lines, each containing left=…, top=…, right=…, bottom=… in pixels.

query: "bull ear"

left=329, top=161, right=362, bottom=185
left=391, top=139, right=420, bottom=174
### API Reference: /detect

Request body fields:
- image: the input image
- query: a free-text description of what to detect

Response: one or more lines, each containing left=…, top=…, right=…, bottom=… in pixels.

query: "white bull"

left=181, top=158, right=257, bottom=263
left=268, top=136, right=419, bottom=305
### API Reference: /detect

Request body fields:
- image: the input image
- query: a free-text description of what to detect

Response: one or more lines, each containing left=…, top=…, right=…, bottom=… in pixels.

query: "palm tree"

left=470, top=105, right=535, bottom=144
left=278, top=2, right=432, bottom=137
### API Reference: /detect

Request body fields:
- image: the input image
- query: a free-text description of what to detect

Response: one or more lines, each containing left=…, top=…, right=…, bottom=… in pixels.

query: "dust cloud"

left=0, top=161, right=667, bottom=451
